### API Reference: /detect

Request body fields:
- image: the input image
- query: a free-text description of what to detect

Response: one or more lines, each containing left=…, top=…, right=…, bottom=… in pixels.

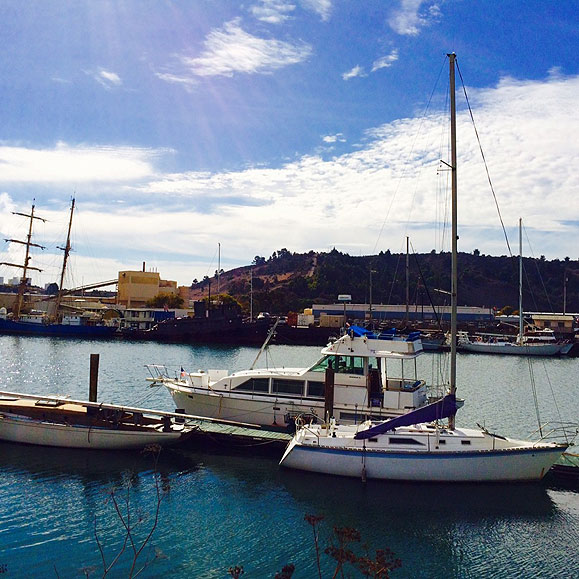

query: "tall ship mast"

left=53, top=198, right=75, bottom=321
left=0, top=201, right=117, bottom=338
left=1, top=203, right=46, bottom=319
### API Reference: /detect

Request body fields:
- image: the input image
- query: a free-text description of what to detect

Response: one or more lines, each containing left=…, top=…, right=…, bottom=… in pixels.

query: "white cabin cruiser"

left=147, top=326, right=438, bottom=431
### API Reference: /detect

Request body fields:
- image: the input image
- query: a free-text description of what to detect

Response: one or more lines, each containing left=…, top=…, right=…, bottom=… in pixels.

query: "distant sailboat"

left=458, top=219, right=572, bottom=356
left=279, top=54, right=569, bottom=482
left=0, top=200, right=117, bottom=338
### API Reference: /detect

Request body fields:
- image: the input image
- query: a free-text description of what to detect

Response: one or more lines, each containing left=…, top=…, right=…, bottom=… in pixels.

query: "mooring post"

left=89, top=353, right=99, bottom=403
left=324, top=362, right=335, bottom=424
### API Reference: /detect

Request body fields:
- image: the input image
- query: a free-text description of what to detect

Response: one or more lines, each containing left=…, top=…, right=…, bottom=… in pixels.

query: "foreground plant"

left=93, top=444, right=168, bottom=578
left=228, top=513, right=401, bottom=578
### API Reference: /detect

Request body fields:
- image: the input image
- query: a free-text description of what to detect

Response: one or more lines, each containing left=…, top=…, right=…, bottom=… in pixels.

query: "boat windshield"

left=309, top=355, right=371, bottom=375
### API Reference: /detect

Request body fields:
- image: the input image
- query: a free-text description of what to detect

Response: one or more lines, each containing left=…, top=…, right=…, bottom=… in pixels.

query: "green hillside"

left=191, top=248, right=579, bottom=317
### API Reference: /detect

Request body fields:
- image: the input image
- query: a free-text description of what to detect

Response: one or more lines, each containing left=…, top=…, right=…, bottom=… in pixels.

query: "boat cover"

left=354, top=394, right=459, bottom=439
left=348, top=325, right=376, bottom=337
left=347, top=325, right=420, bottom=342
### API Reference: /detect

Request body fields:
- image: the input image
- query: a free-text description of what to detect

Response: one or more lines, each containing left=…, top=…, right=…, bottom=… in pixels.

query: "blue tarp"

left=348, top=325, right=375, bottom=337
left=354, top=394, right=459, bottom=440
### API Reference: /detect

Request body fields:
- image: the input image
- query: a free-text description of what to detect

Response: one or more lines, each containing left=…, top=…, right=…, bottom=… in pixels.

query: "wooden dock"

left=179, top=418, right=292, bottom=453
left=550, top=452, right=579, bottom=481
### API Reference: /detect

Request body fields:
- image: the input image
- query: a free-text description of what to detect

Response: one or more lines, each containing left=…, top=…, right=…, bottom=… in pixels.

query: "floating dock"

left=180, top=419, right=292, bottom=453
left=550, top=452, right=579, bottom=481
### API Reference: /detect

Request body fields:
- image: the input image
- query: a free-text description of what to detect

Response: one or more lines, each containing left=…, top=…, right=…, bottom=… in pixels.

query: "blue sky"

left=1, top=0, right=578, bottom=289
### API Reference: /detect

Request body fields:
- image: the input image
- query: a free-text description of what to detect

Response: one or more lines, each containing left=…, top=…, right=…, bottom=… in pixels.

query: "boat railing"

left=145, top=364, right=171, bottom=382
left=527, top=421, right=578, bottom=446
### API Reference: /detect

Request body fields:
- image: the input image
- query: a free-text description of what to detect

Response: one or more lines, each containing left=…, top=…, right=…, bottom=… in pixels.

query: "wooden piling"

left=324, top=364, right=335, bottom=421
left=89, top=354, right=99, bottom=403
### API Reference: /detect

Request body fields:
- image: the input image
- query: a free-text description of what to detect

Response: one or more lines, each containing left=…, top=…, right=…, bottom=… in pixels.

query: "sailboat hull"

left=0, top=413, right=183, bottom=449
left=279, top=421, right=568, bottom=482
left=280, top=439, right=565, bottom=482
left=0, top=318, right=117, bottom=338
left=459, top=341, right=571, bottom=356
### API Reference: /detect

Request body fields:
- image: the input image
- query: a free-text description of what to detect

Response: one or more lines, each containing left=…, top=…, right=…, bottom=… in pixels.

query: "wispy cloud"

left=388, top=0, right=440, bottom=36
left=342, top=65, right=366, bottom=80
left=158, top=19, right=311, bottom=81
left=92, top=68, right=123, bottom=90
left=372, top=49, right=399, bottom=72
left=301, top=0, right=332, bottom=21
left=250, top=0, right=296, bottom=24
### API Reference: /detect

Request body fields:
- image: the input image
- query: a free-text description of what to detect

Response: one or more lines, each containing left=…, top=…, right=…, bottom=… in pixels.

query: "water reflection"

left=0, top=441, right=201, bottom=484
left=1, top=335, right=577, bottom=578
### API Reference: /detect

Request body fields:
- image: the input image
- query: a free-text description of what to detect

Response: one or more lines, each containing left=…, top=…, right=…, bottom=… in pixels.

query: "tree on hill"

left=146, top=293, right=184, bottom=308
left=199, top=248, right=579, bottom=315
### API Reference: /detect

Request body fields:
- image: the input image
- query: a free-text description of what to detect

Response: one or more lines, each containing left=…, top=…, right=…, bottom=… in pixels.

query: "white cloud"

left=389, top=0, right=439, bottom=36
left=300, top=0, right=332, bottom=21
left=159, top=19, right=311, bottom=81
left=93, top=69, right=122, bottom=89
left=2, top=74, right=578, bottom=286
left=372, top=49, right=399, bottom=72
left=0, top=143, right=161, bottom=183
left=250, top=0, right=296, bottom=24
left=322, top=133, right=346, bottom=144
left=342, top=65, right=366, bottom=80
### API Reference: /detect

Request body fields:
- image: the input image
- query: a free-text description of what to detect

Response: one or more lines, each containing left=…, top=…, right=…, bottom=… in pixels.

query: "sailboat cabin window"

left=388, top=437, right=424, bottom=446
left=272, top=379, right=304, bottom=396
left=233, top=378, right=269, bottom=393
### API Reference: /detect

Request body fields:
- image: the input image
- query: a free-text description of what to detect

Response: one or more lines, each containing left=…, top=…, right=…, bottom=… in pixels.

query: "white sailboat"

left=458, top=219, right=572, bottom=356
left=0, top=390, right=195, bottom=450
left=279, top=54, right=569, bottom=482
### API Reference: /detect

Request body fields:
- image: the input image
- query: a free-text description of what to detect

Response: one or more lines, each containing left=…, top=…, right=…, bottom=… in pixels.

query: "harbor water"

left=0, top=335, right=577, bottom=577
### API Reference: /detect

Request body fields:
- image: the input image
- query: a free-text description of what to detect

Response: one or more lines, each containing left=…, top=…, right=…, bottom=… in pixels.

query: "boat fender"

left=330, top=416, right=337, bottom=437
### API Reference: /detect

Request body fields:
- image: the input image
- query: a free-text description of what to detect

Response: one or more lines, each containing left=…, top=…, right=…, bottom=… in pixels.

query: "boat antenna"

left=250, top=318, right=280, bottom=370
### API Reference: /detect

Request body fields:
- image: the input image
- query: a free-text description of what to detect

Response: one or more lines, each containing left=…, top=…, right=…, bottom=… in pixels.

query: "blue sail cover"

left=354, top=394, right=459, bottom=440
left=348, top=325, right=376, bottom=338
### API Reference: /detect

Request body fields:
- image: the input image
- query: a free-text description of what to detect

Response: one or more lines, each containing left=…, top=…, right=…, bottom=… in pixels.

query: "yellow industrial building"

left=117, top=270, right=178, bottom=308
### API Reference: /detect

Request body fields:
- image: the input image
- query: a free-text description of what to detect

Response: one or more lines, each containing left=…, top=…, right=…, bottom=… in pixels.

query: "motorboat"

left=147, top=325, right=440, bottom=431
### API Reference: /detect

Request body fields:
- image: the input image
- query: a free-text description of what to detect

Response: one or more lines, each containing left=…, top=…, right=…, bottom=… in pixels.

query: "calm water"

left=0, top=335, right=577, bottom=578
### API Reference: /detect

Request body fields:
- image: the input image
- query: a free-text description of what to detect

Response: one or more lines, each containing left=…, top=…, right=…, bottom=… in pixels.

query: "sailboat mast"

left=55, top=199, right=75, bottom=319
left=16, top=206, right=36, bottom=319
left=405, top=236, right=410, bottom=323
left=217, top=242, right=221, bottom=299
left=4, top=205, right=46, bottom=320
left=518, top=218, right=523, bottom=344
left=448, top=53, right=458, bottom=429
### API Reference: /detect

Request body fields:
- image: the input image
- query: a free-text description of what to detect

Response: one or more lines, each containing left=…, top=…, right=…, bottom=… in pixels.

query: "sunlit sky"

left=1, top=0, right=578, bottom=289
